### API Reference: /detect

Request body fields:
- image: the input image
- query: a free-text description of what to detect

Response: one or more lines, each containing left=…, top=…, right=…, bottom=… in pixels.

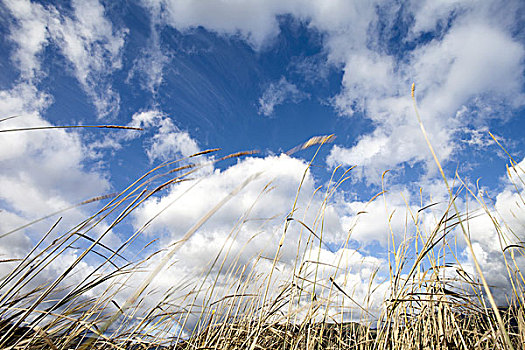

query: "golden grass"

left=0, top=96, right=524, bottom=349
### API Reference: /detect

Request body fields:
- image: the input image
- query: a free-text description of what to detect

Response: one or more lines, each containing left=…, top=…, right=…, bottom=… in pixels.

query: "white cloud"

left=413, top=22, right=525, bottom=112
left=332, top=51, right=396, bottom=116
left=127, top=43, right=169, bottom=95
left=47, top=0, right=127, bottom=118
left=129, top=110, right=200, bottom=162
left=0, top=4, right=133, bottom=302
left=124, top=1, right=525, bottom=319
left=0, top=87, right=110, bottom=233
left=0, top=86, right=109, bottom=209
left=3, top=0, right=50, bottom=81
left=4, top=0, right=127, bottom=118
left=133, top=154, right=523, bottom=321
left=1, top=0, right=524, bottom=331
left=143, top=0, right=380, bottom=51
left=143, top=0, right=525, bottom=184
left=0, top=83, right=118, bottom=311
left=127, top=3, right=169, bottom=94
left=409, top=0, right=524, bottom=39
left=133, top=155, right=315, bottom=240
left=327, top=9, right=525, bottom=183
left=258, top=77, right=309, bottom=117
left=408, top=0, right=468, bottom=36
left=0, top=0, right=121, bottom=277
left=408, top=157, right=525, bottom=304
left=128, top=154, right=394, bottom=325
left=0, top=211, right=30, bottom=259
left=339, top=190, right=413, bottom=246
left=458, top=191, right=525, bottom=303
left=143, top=0, right=296, bottom=49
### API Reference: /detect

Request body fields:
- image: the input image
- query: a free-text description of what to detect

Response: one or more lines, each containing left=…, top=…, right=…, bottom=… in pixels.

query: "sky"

left=1, top=0, right=525, bottom=326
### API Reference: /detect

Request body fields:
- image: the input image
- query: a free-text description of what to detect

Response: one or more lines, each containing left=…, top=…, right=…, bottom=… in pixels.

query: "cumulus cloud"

left=141, top=0, right=296, bottom=49
left=129, top=154, right=391, bottom=324
left=1, top=0, right=116, bottom=230
left=0, top=86, right=109, bottom=215
left=116, top=0, right=525, bottom=314
left=133, top=155, right=316, bottom=241
left=141, top=0, right=380, bottom=52
left=408, top=0, right=467, bottom=36
left=142, top=0, right=525, bottom=184
left=0, top=83, right=117, bottom=303
left=118, top=153, right=525, bottom=328
left=339, top=191, right=412, bottom=246
left=258, top=77, right=309, bottom=117
left=0, top=0, right=123, bottom=289
left=456, top=160, right=525, bottom=302
left=1, top=0, right=523, bottom=331
left=129, top=110, right=200, bottom=162
left=326, top=2, right=525, bottom=182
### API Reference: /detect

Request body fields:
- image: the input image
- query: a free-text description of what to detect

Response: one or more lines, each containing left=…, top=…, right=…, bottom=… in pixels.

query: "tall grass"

left=0, top=109, right=524, bottom=349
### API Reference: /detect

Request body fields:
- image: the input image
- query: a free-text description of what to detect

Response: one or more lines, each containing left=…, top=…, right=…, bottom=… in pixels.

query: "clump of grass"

left=0, top=109, right=524, bottom=349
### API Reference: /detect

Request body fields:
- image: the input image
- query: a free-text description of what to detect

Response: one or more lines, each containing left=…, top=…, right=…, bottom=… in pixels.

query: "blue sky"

left=1, top=0, right=525, bottom=320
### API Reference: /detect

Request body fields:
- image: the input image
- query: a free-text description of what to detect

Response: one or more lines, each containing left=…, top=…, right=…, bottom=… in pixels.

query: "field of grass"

left=0, top=93, right=524, bottom=349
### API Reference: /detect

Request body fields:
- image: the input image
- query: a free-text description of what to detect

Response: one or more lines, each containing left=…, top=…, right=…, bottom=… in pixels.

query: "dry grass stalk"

left=0, top=120, right=523, bottom=349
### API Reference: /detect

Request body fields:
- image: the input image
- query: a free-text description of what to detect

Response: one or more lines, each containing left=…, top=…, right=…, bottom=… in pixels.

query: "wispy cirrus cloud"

left=258, top=77, right=309, bottom=117
left=127, top=1, right=169, bottom=95
left=4, top=0, right=127, bottom=119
